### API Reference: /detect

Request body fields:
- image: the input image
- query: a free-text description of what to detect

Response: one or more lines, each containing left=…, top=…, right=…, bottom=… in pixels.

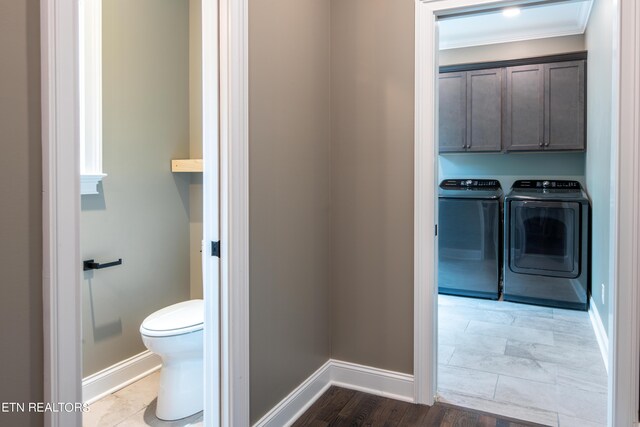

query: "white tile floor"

left=83, top=371, right=203, bottom=427
left=437, top=294, right=608, bottom=427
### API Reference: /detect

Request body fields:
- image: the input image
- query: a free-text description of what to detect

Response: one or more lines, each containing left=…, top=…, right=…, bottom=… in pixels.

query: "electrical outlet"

left=601, top=283, right=605, bottom=305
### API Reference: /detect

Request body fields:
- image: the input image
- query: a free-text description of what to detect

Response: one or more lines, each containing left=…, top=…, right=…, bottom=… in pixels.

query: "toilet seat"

left=140, top=299, right=203, bottom=337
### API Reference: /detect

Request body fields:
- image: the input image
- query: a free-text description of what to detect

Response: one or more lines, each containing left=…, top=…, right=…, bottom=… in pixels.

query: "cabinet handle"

left=539, top=141, right=544, bottom=147
left=545, top=141, right=550, bottom=147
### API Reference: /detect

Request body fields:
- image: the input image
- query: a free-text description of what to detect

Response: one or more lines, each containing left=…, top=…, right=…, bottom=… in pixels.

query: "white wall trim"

left=252, top=359, right=415, bottom=427
left=330, top=360, right=415, bottom=403
left=41, top=0, right=83, bottom=426
left=413, top=0, right=439, bottom=407
left=219, top=0, right=250, bottom=424
left=201, top=0, right=222, bottom=425
left=82, top=351, right=161, bottom=405
left=589, top=298, right=609, bottom=373
left=610, top=0, right=640, bottom=425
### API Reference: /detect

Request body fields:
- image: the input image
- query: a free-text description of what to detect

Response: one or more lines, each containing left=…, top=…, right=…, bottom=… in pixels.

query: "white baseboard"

left=330, top=360, right=415, bottom=403
left=252, top=359, right=415, bottom=427
left=82, top=350, right=162, bottom=404
left=589, top=297, right=609, bottom=373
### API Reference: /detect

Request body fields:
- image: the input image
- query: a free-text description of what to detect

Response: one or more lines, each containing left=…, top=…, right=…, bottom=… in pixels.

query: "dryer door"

left=509, top=200, right=581, bottom=278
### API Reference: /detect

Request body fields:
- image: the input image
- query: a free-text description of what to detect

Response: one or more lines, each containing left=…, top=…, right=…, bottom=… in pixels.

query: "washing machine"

left=438, top=179, right=502, bottom=299
left=504, top=180, right=590, bottom=310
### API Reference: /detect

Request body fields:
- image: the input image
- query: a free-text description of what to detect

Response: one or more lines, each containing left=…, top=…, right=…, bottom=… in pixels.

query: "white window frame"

left=78, top=0, right=106, bottom=195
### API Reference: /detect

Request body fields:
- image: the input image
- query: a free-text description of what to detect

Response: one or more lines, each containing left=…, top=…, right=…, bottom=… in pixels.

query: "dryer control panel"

left=512, top=180, right=581, bottom=190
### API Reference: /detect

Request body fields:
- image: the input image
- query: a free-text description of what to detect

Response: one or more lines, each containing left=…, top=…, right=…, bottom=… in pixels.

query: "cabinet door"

left=504, top=64, right=544, bottom=151
left=544, top=61, right=585, bottom=151
left=466, top=68, right=502, bottom=152
left=438, top=72, right=467, bottom=153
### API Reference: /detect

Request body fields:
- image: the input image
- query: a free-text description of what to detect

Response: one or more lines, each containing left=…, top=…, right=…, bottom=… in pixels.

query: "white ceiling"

left=438, top=0, right=594, bottom=50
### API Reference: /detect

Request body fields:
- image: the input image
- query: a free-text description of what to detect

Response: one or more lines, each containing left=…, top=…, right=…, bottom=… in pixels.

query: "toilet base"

left=156, top=357, right=203, bottom=420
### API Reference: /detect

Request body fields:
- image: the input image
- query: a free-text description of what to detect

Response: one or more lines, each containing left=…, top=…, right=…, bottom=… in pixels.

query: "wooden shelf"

left=171, top=159, right=203, bottom=172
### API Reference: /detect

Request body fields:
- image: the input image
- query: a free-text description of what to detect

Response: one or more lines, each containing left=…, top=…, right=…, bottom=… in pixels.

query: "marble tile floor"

left=83, top=371, right=203, bottom=427
left=437, top=294, right=608, bottom=427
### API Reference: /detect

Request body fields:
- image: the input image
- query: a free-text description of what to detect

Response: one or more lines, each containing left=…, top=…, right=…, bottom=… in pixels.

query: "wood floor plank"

left=361, top=397, right=412, bottom=427
left=420, top=403, right=447, bottom=426
left=292, top=386, right=543, bottom=427
left=396, top=402, right=431, bottom=426
left=440, top=407, right=481, bottom=427
left=332, top=392, right=383, bottom=427
left=291, top=386, right=356, bottom=426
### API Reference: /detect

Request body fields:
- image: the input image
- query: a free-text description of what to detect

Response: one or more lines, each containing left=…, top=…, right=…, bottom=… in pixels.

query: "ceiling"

left=438, top=0, right=594, bottom=50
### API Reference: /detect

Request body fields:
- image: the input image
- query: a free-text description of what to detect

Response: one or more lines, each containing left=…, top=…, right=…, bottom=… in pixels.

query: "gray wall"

left=439, top=34, right=586, bottom=66
left=0, top=0, right=44, bottom=425
left=249, top=0, right=332, bottom=422
left=331, top=0, right=416, bottom=374
left=585, top=0, right=614, bottom=333
left=81, top=0, right=192, bottom=377
left=438, top=35, right=587, bottom=191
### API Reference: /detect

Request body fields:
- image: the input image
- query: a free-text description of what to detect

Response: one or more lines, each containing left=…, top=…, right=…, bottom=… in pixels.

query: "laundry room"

left=434, top=1, right=611, bottom=425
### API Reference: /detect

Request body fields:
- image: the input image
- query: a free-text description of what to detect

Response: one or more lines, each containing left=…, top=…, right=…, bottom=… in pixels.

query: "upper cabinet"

left=438, top=69, right=502, bottom=153
left=504, top=64, right=544, bottom=151
left=438, top=55, right=586, bottom=154
left=439, top=72, right=467, bottom=152
left=467, top=68, right=503, bottom=152
left=505, top=60, right=585, bottom=151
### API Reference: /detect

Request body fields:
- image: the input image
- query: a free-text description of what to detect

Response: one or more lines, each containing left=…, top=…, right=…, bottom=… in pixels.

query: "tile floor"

left=437, top=294, right=608, bottom=427
left=83, top=371, right=203, bottom=427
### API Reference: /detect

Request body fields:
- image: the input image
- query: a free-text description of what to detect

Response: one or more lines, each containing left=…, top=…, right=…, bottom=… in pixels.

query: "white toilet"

left=140, top=299, right=204, bottom=421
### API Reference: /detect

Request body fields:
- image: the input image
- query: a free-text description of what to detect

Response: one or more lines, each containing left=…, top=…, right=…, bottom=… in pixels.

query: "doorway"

left=413, top=0, right=640, bottom=426
left=41, top=0, right=224, bottom=425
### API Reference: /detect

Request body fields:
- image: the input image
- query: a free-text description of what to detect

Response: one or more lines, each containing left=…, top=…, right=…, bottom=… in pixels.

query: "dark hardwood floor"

left=291, top=386, right=546, bottom=427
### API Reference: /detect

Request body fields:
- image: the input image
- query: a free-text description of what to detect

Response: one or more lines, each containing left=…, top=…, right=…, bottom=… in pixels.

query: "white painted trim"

left=252, top=360, right=415, bottom=427
left=41, top=0, right=83, bottom=426
left=201, top=0, right=222, bottom=425
left=610, top=0, right=640, bottom=425
left=219, top=0, right=251, bottom=424
left=253, top=361, right=333, bottom=427
left=330, top=360, right=415, bottom=403
left=413, top=0, right=439, bottom=407
left=78, top=0, right=105, bottom=194
left=82, top=351, right=161, bottom=405
left=589, top=298, right=609, bottom=373
left=80, top=173, right=107, bottom=195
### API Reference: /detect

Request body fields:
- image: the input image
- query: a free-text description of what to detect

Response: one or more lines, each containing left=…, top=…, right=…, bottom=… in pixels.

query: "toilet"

left=140, top=299, right=204, bottom=421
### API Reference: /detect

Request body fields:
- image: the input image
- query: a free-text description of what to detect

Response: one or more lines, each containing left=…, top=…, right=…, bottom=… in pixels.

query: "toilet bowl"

left=140, top=299, right=203, bottom=421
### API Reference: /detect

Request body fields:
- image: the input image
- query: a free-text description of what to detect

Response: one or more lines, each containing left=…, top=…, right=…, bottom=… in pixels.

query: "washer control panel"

left=440, top=179, right=501, bottom=190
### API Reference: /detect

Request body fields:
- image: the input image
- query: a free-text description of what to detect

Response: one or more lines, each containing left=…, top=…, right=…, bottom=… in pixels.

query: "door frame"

left=40, top=0, right=251, bottom=425
left=414, top=0, right=640, bottom=425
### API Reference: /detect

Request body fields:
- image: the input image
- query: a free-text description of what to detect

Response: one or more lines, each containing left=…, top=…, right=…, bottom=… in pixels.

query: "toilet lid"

left=140, top=300, right=204, bottom=337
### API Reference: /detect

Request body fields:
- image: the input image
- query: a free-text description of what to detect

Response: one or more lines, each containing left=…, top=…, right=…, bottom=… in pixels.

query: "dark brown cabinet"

left=438, top=69, right=502, bottom=153
left=438, top=56, right=586, bottom=154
